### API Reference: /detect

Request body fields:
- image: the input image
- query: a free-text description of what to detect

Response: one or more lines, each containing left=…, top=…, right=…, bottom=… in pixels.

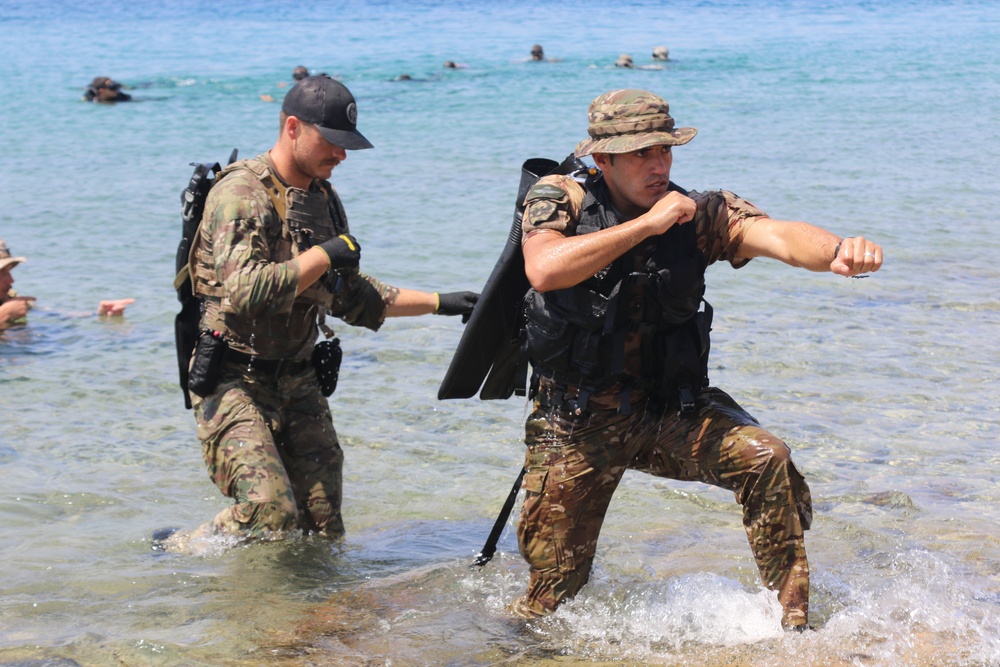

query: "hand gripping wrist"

left=317, top=234, right=361, bottom=270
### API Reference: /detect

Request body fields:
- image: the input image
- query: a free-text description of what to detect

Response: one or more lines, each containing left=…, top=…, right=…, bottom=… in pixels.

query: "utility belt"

left=532, top=366, right=704, bottom=419
left=226, top=349, right=313, bottom=378
left=187, top=329, right=341, bottom=399
left=531, top=372, right=646, bottom=417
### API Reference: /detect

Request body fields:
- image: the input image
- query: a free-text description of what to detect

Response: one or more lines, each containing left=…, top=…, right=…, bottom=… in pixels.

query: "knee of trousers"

left=733, top=429, right=812, bottom=525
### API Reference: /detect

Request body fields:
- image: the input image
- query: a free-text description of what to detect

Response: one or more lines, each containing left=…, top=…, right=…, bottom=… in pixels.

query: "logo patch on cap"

left=346, top=102, right=358, bottom=125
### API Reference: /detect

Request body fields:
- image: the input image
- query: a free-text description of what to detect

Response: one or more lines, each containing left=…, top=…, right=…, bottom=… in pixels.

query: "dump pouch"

left=312, top=338, right=343, bottom=397
left=187, top=329, right=229, bottom=398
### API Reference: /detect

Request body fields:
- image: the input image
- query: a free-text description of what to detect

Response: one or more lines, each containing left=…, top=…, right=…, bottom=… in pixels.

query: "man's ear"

left=285, top=115, right=303, bottom=139
left=592, top=152, right=610, bottom=170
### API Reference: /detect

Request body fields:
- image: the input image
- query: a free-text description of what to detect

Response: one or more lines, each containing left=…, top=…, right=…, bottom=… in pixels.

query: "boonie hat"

left=574, top=89, right=697, bottom=157
left=282, top=75, right=373, bottom=150
left=0, top=239, right=27, bottom=271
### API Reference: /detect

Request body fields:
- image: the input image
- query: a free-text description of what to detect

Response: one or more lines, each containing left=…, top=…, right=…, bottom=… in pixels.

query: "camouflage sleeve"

left=326, top=270, right=392, bottom=331
left=689, top=189, right=768, bottom=268
left=520, top=174, right=586, bottom=240
left=203, top=172, right=300, bottom=317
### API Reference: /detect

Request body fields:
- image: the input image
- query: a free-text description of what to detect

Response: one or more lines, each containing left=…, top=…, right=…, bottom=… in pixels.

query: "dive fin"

left=437, top=155, right=586, bottom=400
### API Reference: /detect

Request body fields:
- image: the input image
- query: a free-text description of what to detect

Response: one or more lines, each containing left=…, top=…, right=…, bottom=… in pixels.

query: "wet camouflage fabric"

left=193, top=363, right=343, bottom=537
left=188, top=153, right=398, bottom=538
left=574, top=89, right=698, bottom=157
left=193, top=154, right=396, bottom=360
left=522, top=175, right=766, bottom=269
left=513, top=383, right=813, bottom=629
left=516, top=178, right=809, bottom=627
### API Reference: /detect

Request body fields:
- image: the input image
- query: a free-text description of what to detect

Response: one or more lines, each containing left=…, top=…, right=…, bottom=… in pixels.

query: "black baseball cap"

left=282, top=75, right=373, bottom=150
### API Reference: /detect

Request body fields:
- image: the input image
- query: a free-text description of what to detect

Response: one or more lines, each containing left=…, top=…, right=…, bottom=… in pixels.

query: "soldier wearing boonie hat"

left=508, top=88, right=884, bottom=631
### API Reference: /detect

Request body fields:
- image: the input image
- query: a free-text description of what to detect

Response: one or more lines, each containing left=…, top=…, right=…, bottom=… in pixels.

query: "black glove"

left=317, top=234, right=361, bottom=270
left=435, top=291, right=479, bottom=323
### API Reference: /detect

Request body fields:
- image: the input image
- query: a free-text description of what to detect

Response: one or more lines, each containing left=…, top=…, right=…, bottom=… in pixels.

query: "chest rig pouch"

left=523, top=176, right=712, bottom=415
left=256, top=162, right=349, bottom=311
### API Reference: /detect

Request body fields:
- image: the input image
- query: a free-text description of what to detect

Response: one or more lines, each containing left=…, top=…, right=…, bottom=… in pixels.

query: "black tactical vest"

left=523, top=176, right=712, bottom=414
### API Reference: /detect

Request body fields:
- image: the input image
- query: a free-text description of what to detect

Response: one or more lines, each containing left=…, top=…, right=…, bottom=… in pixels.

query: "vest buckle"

left=678, top=385, right=697, bottom=415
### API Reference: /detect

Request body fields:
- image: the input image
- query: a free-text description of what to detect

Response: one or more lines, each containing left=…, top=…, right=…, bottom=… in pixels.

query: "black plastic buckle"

left=678, top=385, right=697, bottom=415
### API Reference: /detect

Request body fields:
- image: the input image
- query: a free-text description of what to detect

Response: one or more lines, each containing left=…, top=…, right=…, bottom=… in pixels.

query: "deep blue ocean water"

left=1, top=1, right=999, bottom=665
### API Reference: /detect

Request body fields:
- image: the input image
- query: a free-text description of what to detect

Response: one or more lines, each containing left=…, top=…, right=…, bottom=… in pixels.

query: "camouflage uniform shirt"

left=197, top=154, right=398, bottom=359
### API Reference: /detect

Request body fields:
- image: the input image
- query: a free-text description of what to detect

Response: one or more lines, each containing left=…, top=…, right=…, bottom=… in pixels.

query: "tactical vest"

left=188, top=155, right=349, bottom=329
left=523, top=176, right=712, bottom=414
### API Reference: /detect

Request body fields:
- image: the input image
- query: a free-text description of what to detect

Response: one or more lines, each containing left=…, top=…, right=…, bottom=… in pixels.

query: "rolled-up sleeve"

left=691, top=189, right=768, bottom=268
left=521, top=175, right=585, bottom=239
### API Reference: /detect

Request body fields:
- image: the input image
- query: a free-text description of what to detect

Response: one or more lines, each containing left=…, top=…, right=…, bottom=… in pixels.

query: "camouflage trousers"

left=192, top=362, right=344, bottom=539
left=513, top=386, right=812, bottom=629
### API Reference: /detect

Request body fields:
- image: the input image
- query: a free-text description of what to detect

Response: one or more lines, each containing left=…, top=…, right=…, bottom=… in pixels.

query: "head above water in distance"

left=281, top=75, right=373, bottom=151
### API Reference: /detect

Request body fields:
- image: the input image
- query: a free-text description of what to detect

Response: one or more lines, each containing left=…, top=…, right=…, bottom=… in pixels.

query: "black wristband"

left=833, top=237, right=851, bottom=259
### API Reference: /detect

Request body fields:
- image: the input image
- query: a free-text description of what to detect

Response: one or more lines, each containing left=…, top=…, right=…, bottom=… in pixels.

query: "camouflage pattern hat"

left=0, top=239, right=27, bottom=271
left=574, top=89, right=697, bottom=157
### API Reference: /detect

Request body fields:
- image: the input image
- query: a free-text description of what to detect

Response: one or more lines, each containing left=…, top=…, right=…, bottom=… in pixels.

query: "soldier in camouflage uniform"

left=512, top=89, right=883, bottom=630
left=170, top=76, right=477, bottom=547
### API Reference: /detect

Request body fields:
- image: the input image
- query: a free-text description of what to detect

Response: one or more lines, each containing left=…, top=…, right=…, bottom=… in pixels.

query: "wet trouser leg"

left=279, top=386, right=344, bottom=536
left=631, top=388, right=812, bottom=629
left=195, top=380, right=300, bottom=537
left=513, top=388, right=812, bottom=629
left=194, top=370, right=344, bottom=538
left=514, top=403, right=643, bottom=617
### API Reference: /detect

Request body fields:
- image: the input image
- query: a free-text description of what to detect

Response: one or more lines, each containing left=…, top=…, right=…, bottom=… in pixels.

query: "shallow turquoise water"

left=1, top=1, right=998, bottom=665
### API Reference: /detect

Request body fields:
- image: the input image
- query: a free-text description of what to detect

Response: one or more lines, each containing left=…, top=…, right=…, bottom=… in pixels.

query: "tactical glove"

left=435, top=291, right=479, bottom=323
left=317, top=234, right=361, bottom=270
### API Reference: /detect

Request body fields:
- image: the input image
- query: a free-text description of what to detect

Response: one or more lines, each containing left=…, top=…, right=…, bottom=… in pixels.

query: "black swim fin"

left=438, top=154, right=586, bottom=400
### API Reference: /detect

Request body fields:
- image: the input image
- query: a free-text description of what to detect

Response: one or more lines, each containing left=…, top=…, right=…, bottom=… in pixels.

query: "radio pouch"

left=312, top=338, right=343, bottom=397
left=188, top=329, right=228, bottom=398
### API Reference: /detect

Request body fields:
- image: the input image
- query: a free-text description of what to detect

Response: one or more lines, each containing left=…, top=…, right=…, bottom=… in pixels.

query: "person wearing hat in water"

left=652, top=45, right=670, bottom=61
left=164, top=75, right=478, bottom=550
left=0, top=239, right=134, bottom=330
left=0, top=240, right=32, bottom=329
left=84, top=77, right=132, bottom=103
left=510, top=89, right=882, bottom=630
